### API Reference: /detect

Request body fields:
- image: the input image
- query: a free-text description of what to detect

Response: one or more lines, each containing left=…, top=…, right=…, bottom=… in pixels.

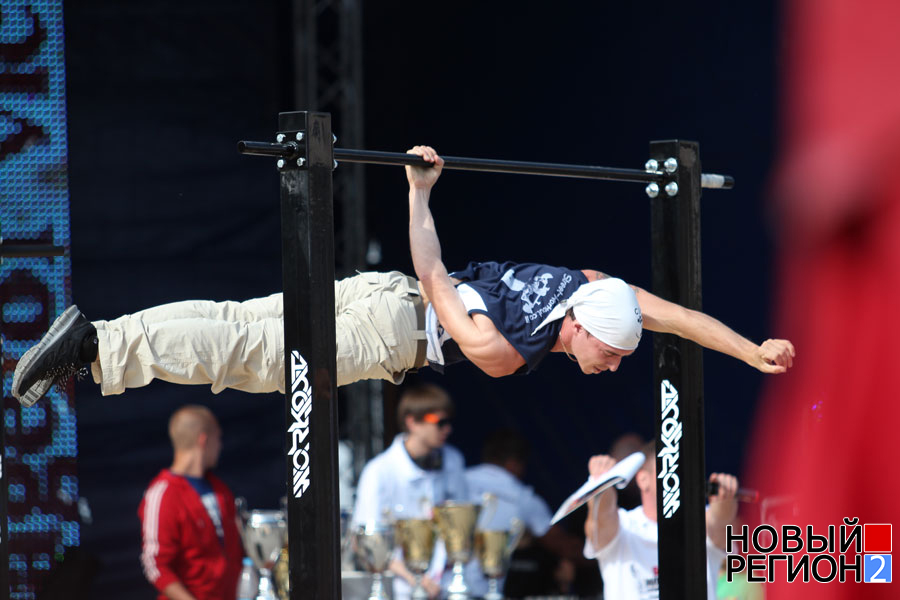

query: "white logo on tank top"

left=500, top=269, right=554, bottom=315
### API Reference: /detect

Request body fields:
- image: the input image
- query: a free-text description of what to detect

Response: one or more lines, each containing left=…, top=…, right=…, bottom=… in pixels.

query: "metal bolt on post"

left=665, top=181, right=679, bottom=196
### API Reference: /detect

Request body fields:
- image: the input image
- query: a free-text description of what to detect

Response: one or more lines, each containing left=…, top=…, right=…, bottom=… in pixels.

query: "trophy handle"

left=393, top=522, right=404, bottom=549
left=480, top=492, right=498, bottom=529
left=419, top=496, right=433, bottom=518
left=506, top=518, right=525, bottom=559
left=235, top=497, right=249, bottom=522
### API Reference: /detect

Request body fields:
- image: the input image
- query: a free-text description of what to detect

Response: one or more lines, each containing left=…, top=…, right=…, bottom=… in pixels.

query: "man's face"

left=636, top=462, right=658, bottom=496
left=408, top=411, right=452, bottom=450
left=202, top=424, right=223, bottom=470
left=570, top=324, right=634, bottom=374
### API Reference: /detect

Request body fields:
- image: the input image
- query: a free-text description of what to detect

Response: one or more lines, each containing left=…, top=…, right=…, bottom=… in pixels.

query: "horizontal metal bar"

left=237, top=141, right=735, bottom=189
left=334, top=148, right=664, bottom=184
left=0, top=244, right=66, bottom=258
left=237, top=140, right=300, bottom=159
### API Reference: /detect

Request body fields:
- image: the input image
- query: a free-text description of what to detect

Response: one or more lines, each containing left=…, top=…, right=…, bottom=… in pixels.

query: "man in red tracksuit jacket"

left=138, top=405, right=244, bottom=600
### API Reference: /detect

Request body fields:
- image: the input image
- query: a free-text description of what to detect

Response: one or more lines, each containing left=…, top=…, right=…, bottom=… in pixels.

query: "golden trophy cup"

left=474, top=518, right=525, bottom=600
left=272, top=545, right=290, bottom=600
left=434, top=502, right=482, bottom=600
left=395, top=518, right=437, bottom=600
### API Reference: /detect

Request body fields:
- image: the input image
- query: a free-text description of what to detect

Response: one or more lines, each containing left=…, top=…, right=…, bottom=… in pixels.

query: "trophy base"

left=342, top=571, right=394, bottom=600
left=483, top=575, right=503, bottom=600
left=446, top=561, right=470, bottom=600
left=255, top=569, right=279, bottom=600
left=411, top=575, right=429, bottom=600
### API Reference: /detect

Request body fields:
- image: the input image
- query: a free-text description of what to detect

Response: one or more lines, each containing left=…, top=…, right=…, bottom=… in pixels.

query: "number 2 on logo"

left=865, top=554, right=891, bottom=583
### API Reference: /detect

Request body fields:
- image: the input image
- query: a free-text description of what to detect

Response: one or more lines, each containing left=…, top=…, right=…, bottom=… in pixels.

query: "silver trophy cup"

left=352, top=522, right=395, bottom=600
left=236, top=498, right=288, bottom=600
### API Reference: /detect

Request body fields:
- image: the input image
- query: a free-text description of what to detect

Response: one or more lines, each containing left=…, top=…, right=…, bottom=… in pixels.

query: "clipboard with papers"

left=549, top=451, right=646, bottom=525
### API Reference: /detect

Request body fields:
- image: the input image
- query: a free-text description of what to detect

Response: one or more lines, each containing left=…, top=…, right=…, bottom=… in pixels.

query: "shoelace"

left=46, top=364, right=89, bottom=388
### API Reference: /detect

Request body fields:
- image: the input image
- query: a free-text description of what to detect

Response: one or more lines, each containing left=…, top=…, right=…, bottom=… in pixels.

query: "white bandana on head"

left=531, top=277, right=642, bottom=350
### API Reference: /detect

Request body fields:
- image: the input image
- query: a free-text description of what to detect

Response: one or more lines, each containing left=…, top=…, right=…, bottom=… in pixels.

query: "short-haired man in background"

left=138, top=405, right=243, bottom=600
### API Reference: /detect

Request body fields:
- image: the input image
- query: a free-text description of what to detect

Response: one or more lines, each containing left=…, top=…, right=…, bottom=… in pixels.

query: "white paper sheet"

left=550, top=451, right=646, bottom=525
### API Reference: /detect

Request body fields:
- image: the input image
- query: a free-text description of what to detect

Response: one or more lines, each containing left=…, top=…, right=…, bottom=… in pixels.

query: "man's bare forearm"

left=408, top=187, right=448, bottom=286
left=706, top=504, right=738, bottom=550
left=389, top=556, right=416, bottom=587
left=705, top=473, right=739, bottom=549
left=407, top=188, right=468, bottom=326
left=663, top=303, right=757, bottom=364
left=407, top=185, right=494, bottom=354
left=584, top=489, right=619, bottom=550
left=633, top=286, right=794, bottom=373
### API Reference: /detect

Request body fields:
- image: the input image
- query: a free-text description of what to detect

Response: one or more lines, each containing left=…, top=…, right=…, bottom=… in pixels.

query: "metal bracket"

left=644, top=158, right=679, bottom=198
left=274, top=130, right=308, bottom=170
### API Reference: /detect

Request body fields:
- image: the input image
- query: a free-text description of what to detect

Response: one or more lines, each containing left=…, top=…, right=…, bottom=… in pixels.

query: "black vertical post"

left=649, top=140, right=707, bottom=600
left=279, top=111, right=341, bottom=599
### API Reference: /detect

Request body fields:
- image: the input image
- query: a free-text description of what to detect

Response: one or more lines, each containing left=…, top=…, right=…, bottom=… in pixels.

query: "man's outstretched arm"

left=405, top=146, right=522, bottom=376
left=631, top=284, right=795, bottom=373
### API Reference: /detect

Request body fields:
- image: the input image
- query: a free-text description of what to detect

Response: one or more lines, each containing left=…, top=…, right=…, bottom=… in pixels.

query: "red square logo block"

left=864, top=524, right=892, bottom=553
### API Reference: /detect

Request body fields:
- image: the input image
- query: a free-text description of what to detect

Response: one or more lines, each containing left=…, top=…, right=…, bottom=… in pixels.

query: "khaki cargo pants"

left=91, top=271, right=422, bottom=395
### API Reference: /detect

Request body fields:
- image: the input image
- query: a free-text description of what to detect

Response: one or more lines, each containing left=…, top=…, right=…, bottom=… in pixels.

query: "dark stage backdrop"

left=64, top=1, right=777, bottom=596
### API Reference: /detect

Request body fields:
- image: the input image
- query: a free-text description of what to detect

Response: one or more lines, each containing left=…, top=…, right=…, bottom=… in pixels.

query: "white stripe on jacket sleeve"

left=141, top=481, right=169, bottom=582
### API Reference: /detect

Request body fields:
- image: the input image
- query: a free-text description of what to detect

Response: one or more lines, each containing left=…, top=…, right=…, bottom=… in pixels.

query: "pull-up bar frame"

left=240, top=111, right=727, bottom=600
left=238, top=140, right=735, bottom=189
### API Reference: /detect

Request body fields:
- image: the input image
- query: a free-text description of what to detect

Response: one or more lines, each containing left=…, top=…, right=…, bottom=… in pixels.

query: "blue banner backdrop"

left=1, top=2, right=80, bottom=598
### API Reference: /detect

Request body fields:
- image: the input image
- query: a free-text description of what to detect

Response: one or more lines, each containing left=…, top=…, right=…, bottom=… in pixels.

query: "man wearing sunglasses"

left=352, top=384, right=468, bottom=600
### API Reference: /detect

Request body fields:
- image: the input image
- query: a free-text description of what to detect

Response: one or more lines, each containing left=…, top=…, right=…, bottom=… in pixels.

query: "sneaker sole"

left=12, top=305, right=83, bottom=407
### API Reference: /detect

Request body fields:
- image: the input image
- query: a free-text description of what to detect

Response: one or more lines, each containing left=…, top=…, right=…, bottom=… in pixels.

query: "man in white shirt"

left=352, top=384, right=468, bottom=600
left=583, top=443, right=738, bottom=600
left=465, top=429, right=587, bottom=597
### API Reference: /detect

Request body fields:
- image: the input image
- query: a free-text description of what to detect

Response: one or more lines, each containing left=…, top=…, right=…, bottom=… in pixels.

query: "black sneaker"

left=12, top=305, right=97, bottom=407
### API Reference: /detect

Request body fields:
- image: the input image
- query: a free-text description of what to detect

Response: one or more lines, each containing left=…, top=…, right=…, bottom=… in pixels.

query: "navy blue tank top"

left=448, top=261, right=588, bottom=372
